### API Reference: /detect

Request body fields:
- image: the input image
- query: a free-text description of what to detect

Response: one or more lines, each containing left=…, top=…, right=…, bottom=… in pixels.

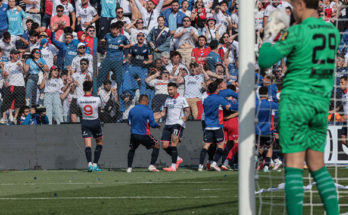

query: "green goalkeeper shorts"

left=279, top=95, right=329, bottom=153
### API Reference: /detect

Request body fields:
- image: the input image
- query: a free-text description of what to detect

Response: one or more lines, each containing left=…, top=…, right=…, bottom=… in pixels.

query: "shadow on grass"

left=133, top=200, right=237, bottom=215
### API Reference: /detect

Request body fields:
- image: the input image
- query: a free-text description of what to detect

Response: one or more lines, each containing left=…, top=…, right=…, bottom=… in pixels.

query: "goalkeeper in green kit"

left=258, top=0, right=340, bottom=214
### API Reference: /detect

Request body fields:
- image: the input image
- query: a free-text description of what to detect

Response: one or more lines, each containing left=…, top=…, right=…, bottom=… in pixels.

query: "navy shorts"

left=203, top=128, right=225, bottom=144
left=81, top=119, right=103, bottom=139
left=161, top=124, right=184, bottom=142
left=130, top=134, right=158, bottom=150
left=256, top=135, right=273, bottom=147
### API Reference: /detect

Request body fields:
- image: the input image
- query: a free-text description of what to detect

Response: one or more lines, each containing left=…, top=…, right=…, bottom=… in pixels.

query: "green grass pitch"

left=0, top=168, right=347, bottom=215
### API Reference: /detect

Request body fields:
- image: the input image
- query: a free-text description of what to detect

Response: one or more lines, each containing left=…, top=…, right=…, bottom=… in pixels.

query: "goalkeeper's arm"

left=258, top=43, right=284, bottom=69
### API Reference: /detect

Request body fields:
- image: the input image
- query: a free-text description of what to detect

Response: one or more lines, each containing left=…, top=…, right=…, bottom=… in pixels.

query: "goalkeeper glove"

left=263, top=7, right=290, bottom=43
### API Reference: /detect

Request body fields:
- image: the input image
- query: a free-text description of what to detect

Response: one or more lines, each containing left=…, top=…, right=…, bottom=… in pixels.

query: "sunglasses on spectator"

left=117, top=11, right=123, bottom=14
left=183, top=19, right=191, bottom=22
left=24, top=110, right=30, bottom=113
left=88, top=30, right=95, bottom=32
left=78, top=46, right=86, bottom=49
left=137, top=35, right=144, bottom=37
left=137, top=22, right=143, bottom=24
left=57, top=10, right=64, bottom=12
left=35, top=51, right=41, bottom=54
left=80, top=63, right=87, bottom=65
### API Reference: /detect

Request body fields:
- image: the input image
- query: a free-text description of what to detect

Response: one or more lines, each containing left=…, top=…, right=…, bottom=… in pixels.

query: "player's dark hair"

left=80, top=58, right=89, bottom=65
left=139, top=94, right=149, bottom=102
left=227, top=84, right=236, bottom=92
left=111, top=21, right=124, bottom=29
left=208, top=80, right=220, bottom=93
left=209, top=40, right=219, bottom=50
left=259, top=86, right=268, bottom=97
left=168, top=82, right=178, bottom=88
left=3, top=32, right=10, bottom=40
left=340, top=76, right=348, bottom=81
left=302, top=0, right=319, bottom=10
left=83, top=81, right=93, bottom=92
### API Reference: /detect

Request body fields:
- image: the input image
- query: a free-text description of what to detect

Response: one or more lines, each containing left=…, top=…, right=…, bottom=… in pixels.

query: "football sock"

left=213, top=148, right=223, bottom=163
left=311, top=167, right=339, bottom=215
left=171, top=163, right=176, bottom=169
left=164, top=147, right=172, bottom=156
left=264, top=157, right=271, bottom=167
left=208, top=145, right=216, bottom=161
left=199, top=149, right=208, bottom=165
left=285, top=167, right=304, bottom=215
left=221, top=143, right=232, bottom=164
left=85, top=147, right=92, bottom=163
left=171, top=146, right=178, bottom=163
left=127, top=149, right=135, bottom=168
left=93, top=145, right=103, bottom=164
left=150, top=148, right=159, bottom=165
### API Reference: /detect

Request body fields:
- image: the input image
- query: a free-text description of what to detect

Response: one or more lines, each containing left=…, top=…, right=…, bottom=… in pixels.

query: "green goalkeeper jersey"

left=258, top=17, right=340, bottom=100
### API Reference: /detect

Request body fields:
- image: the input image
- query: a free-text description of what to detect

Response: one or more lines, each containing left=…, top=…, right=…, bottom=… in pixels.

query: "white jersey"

left=40, top=44, right=59, bottom=69
left=164, top=95, right=189, bottom=127
left=25, top=0, right=40, bottom=11
left=71, top=71, right=92, bottom=98
left=129, top=28, right=148, bottom=45
left=77, top=95, right=101, bottom=120
left=343, top=90, right=348, bottom=116
left=0, top=35, right=20, bottom=58
left=184, top=74, right=204, bottom=98
left=76, top=3, right=98, bottom=31
left=111, top=16, right=131, bottom=25
left=71, top=54, right=93, bottom=74
left=255, top=10, right=265, bottom=30
left=148, top=79, right=169, bottom=95
left=4, top=61, right=25, bottom=86
left=44, top=78, right=64, bottom=93
left=52, top=0, right=74, bottom=16
left=175, top=26, right=199, bottom=49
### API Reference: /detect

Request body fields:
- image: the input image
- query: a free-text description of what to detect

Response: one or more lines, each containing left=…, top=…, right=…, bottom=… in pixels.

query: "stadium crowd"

left=0, top=0, right=347, bottom=170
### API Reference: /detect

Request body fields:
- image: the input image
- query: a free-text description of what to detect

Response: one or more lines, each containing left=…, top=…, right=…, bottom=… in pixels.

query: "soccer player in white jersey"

left=77, top=81, right=103, bottom=172
left=158, top=82, right=190, bottom=172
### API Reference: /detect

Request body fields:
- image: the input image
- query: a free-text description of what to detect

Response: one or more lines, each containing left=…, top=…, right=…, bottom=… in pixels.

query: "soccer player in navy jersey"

left=256, top=86, right=278, bottom=172
left=199, top=79, right=236, bottom=171
left=127, top=94, right=161, bottom=173
left=77, top=81, right=103, bottom=172
left=124, top=32, right=153, bottom=95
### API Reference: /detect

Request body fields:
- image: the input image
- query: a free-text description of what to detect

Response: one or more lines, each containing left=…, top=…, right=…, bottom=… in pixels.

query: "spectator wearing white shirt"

left=173, top=17, right=199, bottom=64
left=125, top=19, right=149, bottom=45
left=70, top=58, right=92, bottom=122
left=98, top=79, right=119, bottom=123
left=0, top=49, right=25, bottom=124
left=40, top=65, right=65, bottom=124
left=0, top=32, right=24, bottom=58
left=23, top=0, right=41, bottom=26
left=76, top=0, right=99, bottom=31
left=202, top=17, right=221, bottom=43
left=134, top=0, right=164, bottom=31
left=146, top=69, right=170, bottom=112
left=214, top=1, right=232, bottom=36
left=177, top=62, right=208, bottom=119
left=111, top=7, right=131, bottom=27
left=180, top=1, right=191, bottom=17
left=166, top=51, right=189, bottom=77
left=70, top=43, right=93, bottom=74
left=39, top=37, right=59, bottom=69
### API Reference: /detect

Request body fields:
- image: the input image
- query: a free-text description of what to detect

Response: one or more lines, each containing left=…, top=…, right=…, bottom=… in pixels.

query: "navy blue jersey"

left=129, top=44, right=152, bottom=67
left=128, top=104, right=159, bottom=135
left=255, top=99, right=278, bottom=135
left=203, top=94, right=230, bottom=129
left=105, top=33, right=129, bottom=59
left=206, top=52, right=222, bottom=73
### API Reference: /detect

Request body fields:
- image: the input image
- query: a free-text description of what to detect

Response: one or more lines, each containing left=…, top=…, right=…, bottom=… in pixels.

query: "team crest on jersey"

left=143, top=49, right=147, bottom=53
left=281, top=31, right=289, bottom=41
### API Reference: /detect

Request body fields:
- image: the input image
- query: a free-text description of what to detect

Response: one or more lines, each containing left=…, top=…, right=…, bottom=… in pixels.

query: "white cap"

left=77, top=43, right=86, bottom=49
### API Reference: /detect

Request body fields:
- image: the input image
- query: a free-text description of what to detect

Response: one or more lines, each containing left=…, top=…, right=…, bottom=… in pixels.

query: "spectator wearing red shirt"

left=84, top=25, right=98, bottom=57
left=42, top=0, right=53, bottom=29
left=191, top=35, right=210, bottom=65
left=190, top=0, right=207, bottom=34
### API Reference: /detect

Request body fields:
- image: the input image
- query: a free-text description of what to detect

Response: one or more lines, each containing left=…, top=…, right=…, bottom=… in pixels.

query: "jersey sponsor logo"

left=281, top=31, right=288, bottom=41
left=109, top=44, right=119, bottom=49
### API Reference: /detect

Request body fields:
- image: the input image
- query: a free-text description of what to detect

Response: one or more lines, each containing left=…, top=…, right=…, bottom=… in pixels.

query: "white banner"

left=325, top=126, right=348, bottom=164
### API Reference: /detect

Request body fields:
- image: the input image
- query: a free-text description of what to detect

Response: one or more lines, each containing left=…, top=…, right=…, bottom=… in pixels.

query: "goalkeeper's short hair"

left=293, top=0, right=318, bottom=10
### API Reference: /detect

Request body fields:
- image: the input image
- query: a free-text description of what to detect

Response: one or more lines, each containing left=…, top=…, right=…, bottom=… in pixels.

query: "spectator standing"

left=126, top=18, right=149, bottom=45
left=206, top=40, right=223, bottom=73
left=76, top=0, right=99, bottom=31
left=179, top=1, right=191, bottom=17
left=214, top=1, right=232, bottom=36
left=39, top=38, right=58, bottom=69
left=98, top=80, right=119, bottom=123
left=23, top=0, right=41, bottom=26
left=42, top=0, right=53, bottom=28
left=147, top=16, right=171, bottom=60
left=40, top=65, right=64, bottom=124
left=111, top=7, right=131, bottom=27
left=70, top=42, right=93, bottom=74
left=145, top=69, right=170, bottom=112
left=174, top=17, right=199, bottom=64
left=51, top=24, right=79, bottom=70
left=165, top=51, right=188, bottom=76
left=52, top=0, right=76, bottom=30
left=134, top=0, right=164, bottom=31
left=50, top=5, right=70, bottom=41
left=219, top=33, right=239, bottom=80
left=7, top=0, right=26, bottom=36
left=191, top=35, right=211, bottom=65
left=191, top=0, right=208, bottom=34
left=0, top=0, right=9, bottom=38
left=24, top=48, right=49, bottom=107
left=97, top=22, right=130, bottom=90
left=85, top=25, right=98, bottom=56
left=0, top=32, right=24, bottom=59
left=99, top=0, right=117, bottom=40
left=0, top=49, right=25, bottom=124
left=162, top=1, right=186, bottom=35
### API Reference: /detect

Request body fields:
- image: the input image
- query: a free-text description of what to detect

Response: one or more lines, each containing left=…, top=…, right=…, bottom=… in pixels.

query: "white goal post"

left=238, top=0, right=256, bottom=214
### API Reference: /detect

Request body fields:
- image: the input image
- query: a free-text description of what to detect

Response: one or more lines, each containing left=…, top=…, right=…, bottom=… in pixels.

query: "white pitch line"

left=0, top=181, right=217, bottom=186
left=0, top=196, right=219, bottom=200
